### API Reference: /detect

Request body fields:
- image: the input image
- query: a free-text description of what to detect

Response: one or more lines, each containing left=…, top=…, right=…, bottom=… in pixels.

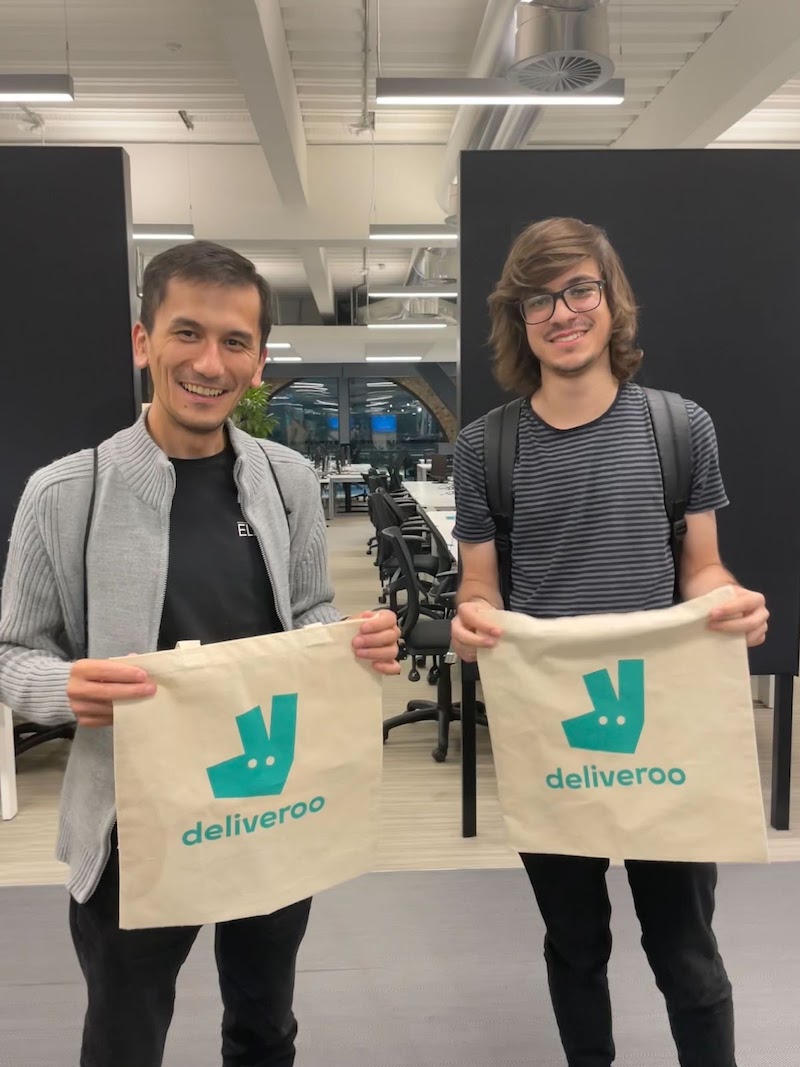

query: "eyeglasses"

left=518, top=280, right=606, bottom=325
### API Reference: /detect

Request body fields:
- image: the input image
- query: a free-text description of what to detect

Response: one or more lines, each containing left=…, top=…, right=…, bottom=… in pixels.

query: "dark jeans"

left=69, top=845, right=311, bottom=1067
left=520, top=853, right=735, bottom=1067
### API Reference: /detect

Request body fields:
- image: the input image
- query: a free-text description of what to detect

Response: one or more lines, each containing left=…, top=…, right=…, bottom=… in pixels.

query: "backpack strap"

left=483, top=397, right=525, bottom=608
left=642, top=388, right=692, bottom=600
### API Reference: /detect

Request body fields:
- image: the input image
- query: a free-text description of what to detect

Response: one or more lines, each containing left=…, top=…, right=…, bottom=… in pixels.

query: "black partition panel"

left=459, top=149, right=800, bottom=677
left=0, top=146, right=139, bottom=578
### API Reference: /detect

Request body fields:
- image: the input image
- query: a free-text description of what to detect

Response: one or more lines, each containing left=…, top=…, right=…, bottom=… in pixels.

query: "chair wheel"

left=379, top=594, right=387, bottom=604
left=408, top=668, right=420, bottom=682
left=427, top=667, right=439, bottom=685
left=432, top=747, right=447, bottom=763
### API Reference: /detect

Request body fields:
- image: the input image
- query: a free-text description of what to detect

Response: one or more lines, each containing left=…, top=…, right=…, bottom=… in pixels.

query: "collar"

left=104, top=412, right=270, bottom=511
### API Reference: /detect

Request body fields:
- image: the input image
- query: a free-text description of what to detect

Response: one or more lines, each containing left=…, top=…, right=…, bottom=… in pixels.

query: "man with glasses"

left=451, top=217, right=767, bottom=1067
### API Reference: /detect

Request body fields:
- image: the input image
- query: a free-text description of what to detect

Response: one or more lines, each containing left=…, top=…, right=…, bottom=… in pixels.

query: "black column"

left=0, top=146, right=140, bottom=577
left=459, top=148, right=800, bottom=681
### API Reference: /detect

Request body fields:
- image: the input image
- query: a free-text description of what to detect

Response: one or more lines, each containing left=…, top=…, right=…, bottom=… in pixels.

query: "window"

left=268, top=379, right=339, bottom=454
left=348, top=379, right=445, bottom=465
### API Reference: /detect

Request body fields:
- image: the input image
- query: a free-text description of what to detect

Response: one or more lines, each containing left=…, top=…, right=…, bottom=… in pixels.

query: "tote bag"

left=113, top=620, right=383, bottom=929
left=477, top=588, right=768, bottom=863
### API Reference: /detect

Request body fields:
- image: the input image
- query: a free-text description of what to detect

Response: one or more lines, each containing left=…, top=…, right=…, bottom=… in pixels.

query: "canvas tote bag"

left=477, top=587, right=768, bottom=863
left=113, top=619, right=383, bottom=929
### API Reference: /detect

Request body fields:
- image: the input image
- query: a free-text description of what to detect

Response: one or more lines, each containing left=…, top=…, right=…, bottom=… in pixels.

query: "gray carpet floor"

left=1, top=865, right=798, bottom=1067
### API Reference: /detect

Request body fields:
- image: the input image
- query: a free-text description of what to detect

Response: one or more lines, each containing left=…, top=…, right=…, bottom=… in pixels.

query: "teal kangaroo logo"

left=206, top=694, right=297, bottom=799
left=562, top=660, right=645, bottom=755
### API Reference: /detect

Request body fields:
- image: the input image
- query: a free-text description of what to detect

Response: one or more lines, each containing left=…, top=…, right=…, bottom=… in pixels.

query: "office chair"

left=364, top=473, right=389, bottom=554
left=14, top=720, right=75, bottom=755
left=380, top=526, right=487, bottom=762
left=427, top=453, right=449, bottom=482
left=368, top=491, right=438, bottom=604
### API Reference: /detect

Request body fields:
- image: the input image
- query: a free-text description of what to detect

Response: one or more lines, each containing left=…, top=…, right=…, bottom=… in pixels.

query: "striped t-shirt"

left=453, top=383, right=728, bottom=617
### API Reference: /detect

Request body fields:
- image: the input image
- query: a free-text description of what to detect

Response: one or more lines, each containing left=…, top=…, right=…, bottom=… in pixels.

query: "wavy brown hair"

left=488, top=217, right=642, bottom=395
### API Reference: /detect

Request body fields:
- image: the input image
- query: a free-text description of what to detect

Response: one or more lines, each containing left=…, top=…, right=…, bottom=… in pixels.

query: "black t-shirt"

left=157, top=446, right=283, bottom=651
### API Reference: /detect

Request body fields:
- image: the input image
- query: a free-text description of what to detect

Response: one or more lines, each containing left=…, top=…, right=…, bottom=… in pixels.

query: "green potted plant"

left=231, top=383, right=279, bottom=439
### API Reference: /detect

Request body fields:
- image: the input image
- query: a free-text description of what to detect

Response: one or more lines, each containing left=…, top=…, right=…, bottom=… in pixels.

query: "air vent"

left=507, top=3, right=614, bottom=93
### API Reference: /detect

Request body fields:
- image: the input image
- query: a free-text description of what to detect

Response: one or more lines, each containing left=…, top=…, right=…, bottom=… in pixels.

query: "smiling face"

left=522, top=257, right=613, bottom=381
left=133, top=278, right=267, bottom=458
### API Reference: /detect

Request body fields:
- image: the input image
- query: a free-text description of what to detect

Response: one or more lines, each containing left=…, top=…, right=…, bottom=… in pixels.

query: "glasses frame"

left=518, top=279, right=607, bottom=325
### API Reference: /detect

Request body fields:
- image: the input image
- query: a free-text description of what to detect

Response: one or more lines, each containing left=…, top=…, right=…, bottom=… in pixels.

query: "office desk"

left=420, top=509, right=458, bottom=558
left=0, top=704, right=17, bottom=820
left=402, top=480, right=456, bottom=511
left=319, top=469, right=370, bottom=521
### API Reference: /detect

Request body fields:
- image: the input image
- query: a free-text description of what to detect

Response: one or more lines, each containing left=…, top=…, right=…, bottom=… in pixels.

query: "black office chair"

left=380, top=526, right=487, bottom=762
left=427, top=453, right=450, bottom=482
left=14, top=720, right=75, bottom=755
left=368, top=491, right=438, bottom=602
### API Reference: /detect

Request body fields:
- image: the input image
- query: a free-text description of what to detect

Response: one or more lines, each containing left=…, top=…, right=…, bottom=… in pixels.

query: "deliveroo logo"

left=206, top=694, right=297, bottom=799
left=562, top=660, right=645, bottom=755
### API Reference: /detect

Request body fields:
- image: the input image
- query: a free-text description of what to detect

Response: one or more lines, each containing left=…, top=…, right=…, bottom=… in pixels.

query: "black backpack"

left=483, top=389, right=692, bottom=608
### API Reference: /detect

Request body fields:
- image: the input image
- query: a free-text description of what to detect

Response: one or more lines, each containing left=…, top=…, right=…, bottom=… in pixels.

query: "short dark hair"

left=488, top=217, right=642, bottom=395
left=139, top=240, right=272, bottom=351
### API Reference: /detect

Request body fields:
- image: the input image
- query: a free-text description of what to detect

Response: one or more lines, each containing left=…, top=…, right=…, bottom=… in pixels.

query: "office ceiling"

left=2, top=0, right=800, bottom=362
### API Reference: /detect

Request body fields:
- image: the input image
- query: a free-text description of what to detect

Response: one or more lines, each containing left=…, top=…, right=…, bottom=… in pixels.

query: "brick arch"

left=391, top=377, right=456, bottom=442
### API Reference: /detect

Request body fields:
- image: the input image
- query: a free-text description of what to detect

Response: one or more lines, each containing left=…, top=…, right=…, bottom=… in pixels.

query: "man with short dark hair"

left=0, top=240, right=400, bottom=1067
left=452, top=217, right=767, bottom=1067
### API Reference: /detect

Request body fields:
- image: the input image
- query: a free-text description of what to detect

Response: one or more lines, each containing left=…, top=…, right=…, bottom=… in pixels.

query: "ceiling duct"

left=361, top=246, right=459, bottom=325
left=508, top=0, right=614, bottom=93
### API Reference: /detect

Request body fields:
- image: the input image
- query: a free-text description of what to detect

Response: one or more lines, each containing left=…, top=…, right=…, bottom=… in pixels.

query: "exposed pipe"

left=436, top=0, right=520, bottom=212
left=436, top=0, right=609, bottom=210
left=489, top=103, right=543, bottom=148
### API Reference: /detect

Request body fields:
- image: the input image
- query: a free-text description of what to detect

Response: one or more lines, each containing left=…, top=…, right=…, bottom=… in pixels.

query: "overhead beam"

left=218, top=0, right=335, bottom=320
left=615, top=0, right=800, bottom=149
left=299, top=247, right=336, bottom=323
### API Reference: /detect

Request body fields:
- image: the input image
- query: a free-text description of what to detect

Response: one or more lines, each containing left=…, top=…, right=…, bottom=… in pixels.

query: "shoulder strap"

left=483, top=397, right=524, bottom=608
left=83, top=448, right=98, bottom=655
left=642, top=388, right=692, bottom=598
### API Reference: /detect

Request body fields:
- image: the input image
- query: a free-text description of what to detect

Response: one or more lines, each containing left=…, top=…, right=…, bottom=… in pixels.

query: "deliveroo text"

left=182, top=795, right=326, bottom=846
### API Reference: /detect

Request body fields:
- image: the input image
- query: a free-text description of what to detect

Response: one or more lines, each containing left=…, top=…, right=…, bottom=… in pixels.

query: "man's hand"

left=67, top=659, right=157, bottom=728
left=351, top=610, right=401, bottom=676
left=708, top=586, right=769, bottom=647
left=451, top=601, right=503, bottom=663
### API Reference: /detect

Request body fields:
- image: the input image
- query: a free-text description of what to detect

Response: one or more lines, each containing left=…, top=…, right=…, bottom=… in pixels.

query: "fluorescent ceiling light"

left=367, top=382, right=392, bottom=386
left=365, top=356, right=424, bottom=363
left=0, top=73, right=74, bottom=102
left=376, top=77, right=625, bottom=107
left=268, top=356, right=302, bottom=363
left=367, top=322, right=448, bottom=330
left=266, top=342, right=292, bottom=349
left=133, top=224, right=195, bottom=241
left=369, top=288, right=457, bottom=299
left=369, top=224, right=457, bottom=244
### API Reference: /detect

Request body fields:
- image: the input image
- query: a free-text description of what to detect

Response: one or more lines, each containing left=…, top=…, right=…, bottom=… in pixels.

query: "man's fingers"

left=355, top=611, right=397, bottom=634
left=372, top=660, right=402, bottom=676
left=457, top=608, right=503, bottom=637
left=353, top=629, right=401, bottom=650
left=73, top=659, right=152, bottom=684
left=69, top=680, right=157, bottom=703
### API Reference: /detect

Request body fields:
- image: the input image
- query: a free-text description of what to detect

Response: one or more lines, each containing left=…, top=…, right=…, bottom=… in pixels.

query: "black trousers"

left=69, top=846, right=312, bottom=1067
left=520, top=854, right=735, bottom=1067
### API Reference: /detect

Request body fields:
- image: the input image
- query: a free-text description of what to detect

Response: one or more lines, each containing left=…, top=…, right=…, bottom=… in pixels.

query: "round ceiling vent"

left=509, top=4, right=614, bottom=93
left=507, top=51, right=612, bottom=93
